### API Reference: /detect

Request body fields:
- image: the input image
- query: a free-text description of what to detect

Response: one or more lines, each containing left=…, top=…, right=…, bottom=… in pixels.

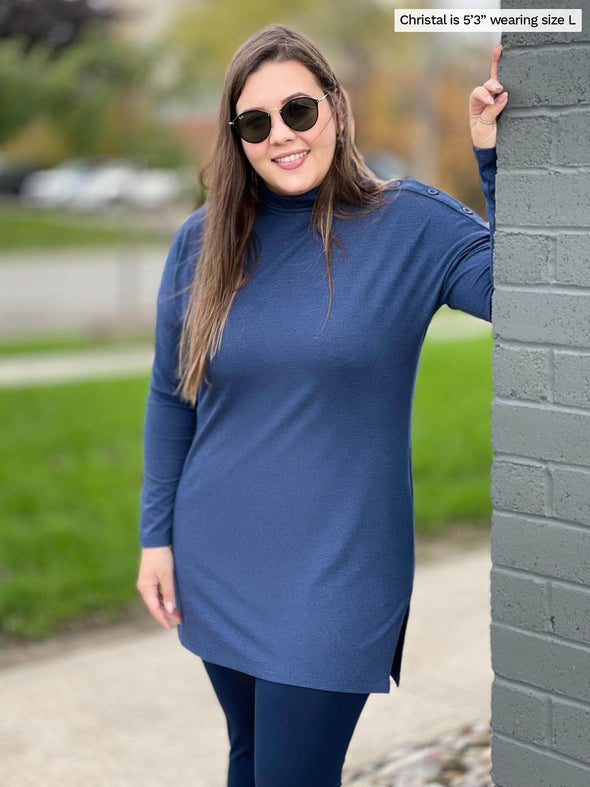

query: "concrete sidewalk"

left=0, top=538, right=493, bottom=787
left=0, top=345, right=155, bottom=388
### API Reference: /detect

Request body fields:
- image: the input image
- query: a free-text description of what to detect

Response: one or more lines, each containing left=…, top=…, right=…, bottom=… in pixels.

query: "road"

left=0, top=245, right=169, bottom=334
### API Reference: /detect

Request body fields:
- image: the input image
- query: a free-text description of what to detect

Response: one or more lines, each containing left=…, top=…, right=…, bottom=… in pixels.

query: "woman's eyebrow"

left=239, top=92, right=309, bottom=113
left=281, top=92, right=308, bottom=103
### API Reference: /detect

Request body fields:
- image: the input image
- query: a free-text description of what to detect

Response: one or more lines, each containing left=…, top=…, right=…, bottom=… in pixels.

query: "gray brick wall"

left=490, top=1, right=590, bottom=784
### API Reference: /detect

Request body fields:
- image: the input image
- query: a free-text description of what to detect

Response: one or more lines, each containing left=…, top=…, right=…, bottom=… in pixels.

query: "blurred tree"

left=360, top=42, right=487, bottom=186
left=164, top=0, right=412, bottom=101
left=0, top=26, right=186, bottom=167
left=2, top=115, right=71, bottom=166
left=41, top=26, right=149, bottom=157
left=0, top=38, right=50, bottom=142
left=0, top=0, right=115, bottom=55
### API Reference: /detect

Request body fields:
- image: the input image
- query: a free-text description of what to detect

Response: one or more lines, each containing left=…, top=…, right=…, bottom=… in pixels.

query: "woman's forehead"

left=236, top=60, right=321, bottom=111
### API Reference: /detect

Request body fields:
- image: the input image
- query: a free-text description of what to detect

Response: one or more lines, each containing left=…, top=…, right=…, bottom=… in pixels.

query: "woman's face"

left=234, top=59, right=337, bottom=197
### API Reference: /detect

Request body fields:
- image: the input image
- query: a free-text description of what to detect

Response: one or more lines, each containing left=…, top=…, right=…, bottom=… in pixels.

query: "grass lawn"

left=0, top=376, right=148, bottom=642
left=0, top=204, right=171, bottom=250
left=0, top=334, right=493, bottom=643
left=0, top=333, right=153, bottom=356
left=413, top=334, right=493, bottom=531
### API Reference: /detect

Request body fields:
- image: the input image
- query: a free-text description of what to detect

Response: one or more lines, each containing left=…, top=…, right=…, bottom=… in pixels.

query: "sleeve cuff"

left=472, top=144, right=497, bottom=159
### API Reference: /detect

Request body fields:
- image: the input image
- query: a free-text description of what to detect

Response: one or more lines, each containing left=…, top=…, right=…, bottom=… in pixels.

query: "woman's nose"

left=268, top=110, right=297, bottom=145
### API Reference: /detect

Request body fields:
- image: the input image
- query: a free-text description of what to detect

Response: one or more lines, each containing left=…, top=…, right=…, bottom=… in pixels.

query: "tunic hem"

left=176, top=594, right=413, bottom=696
left=177, top=628, right=389, bottom=694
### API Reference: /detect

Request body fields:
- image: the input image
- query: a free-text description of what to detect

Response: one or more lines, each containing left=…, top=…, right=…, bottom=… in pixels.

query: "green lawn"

left=0, top=333, right=152, bottom=356
left=0, top=205, right=171, bottom=250
left=413, top=335, right=493, bottom=531
left=0, top=334, right=493, bottom=643
left=0, top=377, right=148, bottom=642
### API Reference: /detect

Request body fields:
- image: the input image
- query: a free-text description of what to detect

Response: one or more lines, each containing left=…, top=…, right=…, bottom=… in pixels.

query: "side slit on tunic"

left=391, top=599, right=411, bottom=687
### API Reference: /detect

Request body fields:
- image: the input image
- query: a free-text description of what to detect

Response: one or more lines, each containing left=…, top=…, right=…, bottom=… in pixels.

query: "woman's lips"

left=272, top=150, right=310, bottom=170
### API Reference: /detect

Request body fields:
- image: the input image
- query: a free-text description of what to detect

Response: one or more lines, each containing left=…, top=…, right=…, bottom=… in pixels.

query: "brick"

left=494, top=47, right=590, bottom=106
left=551, top=582, right=590, bottom=645
left=496, top=172, right=590, bottom=227
left=552, top=466, right=590, bottom=525
left=552, top=698, right=590, bottom=764
left=553, top=351, right=590, bottom=408
left=491, top=457, right=548, bottom=512
left=493, top=232, right=553, bottom=285
left=492, top=401, right=590, bottom=465
left=499, top=115, right=554, bottom=168
left=555, top=234, right=590, bottom=287
left=491, top=623, right=590, bottom=702
left=554, top=111, right=590, bottom=166
left=491, top=677, right=548, bottom=744
left=491, top=567, right=547, bottom=631
left=492, top=511, right=590, bottom=585
left=493, top=290, right=590, bottom=347
left=493, top=344, right=550, bottom=403
left=492, top=734, right=590, bottom=786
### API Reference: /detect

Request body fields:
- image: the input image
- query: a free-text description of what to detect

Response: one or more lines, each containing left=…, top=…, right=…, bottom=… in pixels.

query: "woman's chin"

left=263, top=173, right=320, bottom=197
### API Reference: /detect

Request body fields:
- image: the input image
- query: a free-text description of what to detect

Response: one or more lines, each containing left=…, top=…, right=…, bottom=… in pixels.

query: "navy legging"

left=202, top=659, right=370, bottom=787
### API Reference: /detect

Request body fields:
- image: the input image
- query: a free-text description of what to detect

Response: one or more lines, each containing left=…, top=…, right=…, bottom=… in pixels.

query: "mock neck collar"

left=259, top=182, right=320, bottom=213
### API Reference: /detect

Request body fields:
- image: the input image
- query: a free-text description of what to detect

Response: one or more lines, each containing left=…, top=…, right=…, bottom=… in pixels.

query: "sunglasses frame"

left=229, top=93, right=329, bottom=143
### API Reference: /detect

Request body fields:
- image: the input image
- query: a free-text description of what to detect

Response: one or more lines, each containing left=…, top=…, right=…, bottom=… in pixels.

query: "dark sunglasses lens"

left=282, top=97, right=319, bottom=131
left=236, top=111, right=271, bottom=143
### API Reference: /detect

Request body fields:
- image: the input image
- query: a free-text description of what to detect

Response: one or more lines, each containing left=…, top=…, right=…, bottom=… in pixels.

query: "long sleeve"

left=434, top=144, right=497, bottom=323
left=473, top=144, right=496, bottom=256
left=139, top=219, right=198, bottom=548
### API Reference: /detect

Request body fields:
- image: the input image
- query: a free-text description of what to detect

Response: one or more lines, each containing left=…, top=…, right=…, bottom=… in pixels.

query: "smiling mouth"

left=272, top=150, right=310, bottom=163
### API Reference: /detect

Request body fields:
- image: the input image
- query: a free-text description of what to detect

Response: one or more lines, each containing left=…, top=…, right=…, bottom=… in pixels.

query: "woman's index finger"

left=491, top=43, right=502, bottom=82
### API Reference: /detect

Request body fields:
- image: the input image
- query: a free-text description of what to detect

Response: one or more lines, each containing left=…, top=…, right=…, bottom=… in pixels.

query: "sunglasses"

left=229, top=93, right=329, bottom=144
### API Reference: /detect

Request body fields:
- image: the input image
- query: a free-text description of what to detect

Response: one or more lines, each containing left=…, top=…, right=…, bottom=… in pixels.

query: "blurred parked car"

left=68, top=161, right=141, bottom=211
left=0, top=163, right=42, bottom=195
left=122, top=168, right=190, bottom=210
left=20, top=159, right=193, bottom=211
left=20, top=161, right=92, bottom=208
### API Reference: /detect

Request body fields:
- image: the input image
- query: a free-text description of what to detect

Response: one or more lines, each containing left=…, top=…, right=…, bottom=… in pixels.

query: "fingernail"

left=494, top=83, right=502, bottom=90
left=164, top=601, right=174, bottom=613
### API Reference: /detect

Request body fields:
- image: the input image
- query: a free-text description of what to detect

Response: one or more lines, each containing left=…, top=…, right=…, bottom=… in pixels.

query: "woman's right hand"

left=136, top=546, right=182, bottom=630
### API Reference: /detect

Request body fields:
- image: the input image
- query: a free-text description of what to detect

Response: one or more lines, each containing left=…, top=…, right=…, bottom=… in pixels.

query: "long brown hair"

left=175, top=24, right=395, bottom=406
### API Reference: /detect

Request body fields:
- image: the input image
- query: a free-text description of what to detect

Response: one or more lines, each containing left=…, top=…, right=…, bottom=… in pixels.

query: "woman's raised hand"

left=136, top=546, right=182, bottom=630
left=469, top=43, right=508, bottom=149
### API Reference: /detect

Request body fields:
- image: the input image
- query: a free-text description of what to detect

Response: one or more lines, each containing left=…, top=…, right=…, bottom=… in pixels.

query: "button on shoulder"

left=397, top=177, right=486, bottom=227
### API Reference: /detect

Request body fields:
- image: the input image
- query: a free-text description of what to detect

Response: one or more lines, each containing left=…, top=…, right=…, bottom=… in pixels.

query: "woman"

left=137, top=24, right=507, bottom=787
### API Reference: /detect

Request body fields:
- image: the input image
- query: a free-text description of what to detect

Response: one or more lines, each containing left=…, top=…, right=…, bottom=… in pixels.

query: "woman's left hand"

left=469, top=43, right=508, bottom=149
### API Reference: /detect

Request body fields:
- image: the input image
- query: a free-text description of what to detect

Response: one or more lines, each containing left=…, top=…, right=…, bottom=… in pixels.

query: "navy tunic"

left=139, top=145, right=496, bottom=694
